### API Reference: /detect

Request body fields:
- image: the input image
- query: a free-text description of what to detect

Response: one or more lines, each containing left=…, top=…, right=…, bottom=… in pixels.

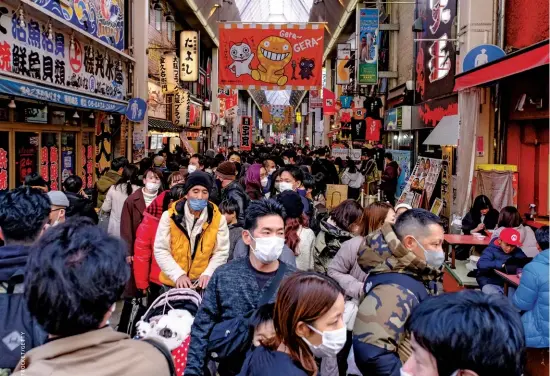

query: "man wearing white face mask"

left=277, top=166, right=311, bottom=216
left=46, top=191, right=70, bottom=226
left=353, top=209, right=444, bottom=376
left=186, top=199, right=296, bottom=376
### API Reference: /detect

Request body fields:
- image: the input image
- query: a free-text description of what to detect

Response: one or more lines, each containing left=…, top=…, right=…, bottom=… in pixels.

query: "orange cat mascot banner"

left=219, top=23, right=324, bottom=90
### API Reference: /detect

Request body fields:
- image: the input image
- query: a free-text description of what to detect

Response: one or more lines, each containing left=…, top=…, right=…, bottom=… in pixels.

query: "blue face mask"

left=188, top=199, right=208, bottom=211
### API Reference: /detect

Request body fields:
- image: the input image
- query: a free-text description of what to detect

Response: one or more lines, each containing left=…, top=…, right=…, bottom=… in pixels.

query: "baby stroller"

left=136, top=288, right=202, bottom=376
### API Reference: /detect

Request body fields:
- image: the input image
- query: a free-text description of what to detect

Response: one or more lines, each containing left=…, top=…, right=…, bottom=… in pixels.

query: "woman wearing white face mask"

left=245, top=163, right=267, bottom=200
left=239, top=272, right=346, bottom=376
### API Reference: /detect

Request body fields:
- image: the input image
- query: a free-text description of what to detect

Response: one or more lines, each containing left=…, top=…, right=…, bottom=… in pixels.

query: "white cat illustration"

left=228, top=40, right=254, bottom=78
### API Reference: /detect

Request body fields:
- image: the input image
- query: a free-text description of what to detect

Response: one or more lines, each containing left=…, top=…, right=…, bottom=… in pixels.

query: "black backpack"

left=0, top=271, right=47, bottom=370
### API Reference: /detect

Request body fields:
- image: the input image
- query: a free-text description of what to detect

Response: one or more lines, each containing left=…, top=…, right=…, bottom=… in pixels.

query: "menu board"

left=398, top=157, right=443, bottom=208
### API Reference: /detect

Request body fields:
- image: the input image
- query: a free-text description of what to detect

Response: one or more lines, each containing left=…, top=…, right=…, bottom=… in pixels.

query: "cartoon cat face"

left=271, top=107, right=284, bottom=118
left=300, top=58, right=315, bottom=71
left=230, top=40, right=252, bottom=61
left=257, top=36, right=293, bottom=68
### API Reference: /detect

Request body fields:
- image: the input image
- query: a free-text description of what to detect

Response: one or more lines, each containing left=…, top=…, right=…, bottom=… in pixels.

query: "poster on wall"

left=398, top=157, right=443, bottom=208
left=240, top=116, right=252, bottom=150
left=0, top=132, right=8, bottom=191
left=0, top=3, right=127, bottom=100
left=386, top=150, right=411, bottom=198
left=36, top=0, right=125, bottom=51
left=218, top=23, right=324, bottom=89
left=357, top=7, right=379, bottom=85
left=148, top=82, right=166, bottom=119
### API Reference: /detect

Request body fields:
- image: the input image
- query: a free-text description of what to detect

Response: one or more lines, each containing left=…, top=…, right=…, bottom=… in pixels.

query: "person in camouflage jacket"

left=352, top=209, right=444, bottom=376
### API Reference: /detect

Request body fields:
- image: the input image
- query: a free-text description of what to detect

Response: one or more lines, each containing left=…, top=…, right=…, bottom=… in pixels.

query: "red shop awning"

left=454, top=39, right=549, bottom=91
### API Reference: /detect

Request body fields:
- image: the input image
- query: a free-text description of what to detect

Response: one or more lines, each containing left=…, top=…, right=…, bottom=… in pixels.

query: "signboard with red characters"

left=40, top=145, right=59, bottom=191
left=0, top=133, right=8, bottom=191
left=240, top=116, right=252, bottom=151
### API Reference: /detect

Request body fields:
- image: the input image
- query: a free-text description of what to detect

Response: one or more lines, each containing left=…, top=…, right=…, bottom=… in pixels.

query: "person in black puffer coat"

left=216, top=161, right=249, bottom=227
left=63, top=175, right=99, bottom=224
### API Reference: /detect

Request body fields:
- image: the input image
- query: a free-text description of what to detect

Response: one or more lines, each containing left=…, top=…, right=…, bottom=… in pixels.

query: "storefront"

left=0, top=2, right=130, bottom=191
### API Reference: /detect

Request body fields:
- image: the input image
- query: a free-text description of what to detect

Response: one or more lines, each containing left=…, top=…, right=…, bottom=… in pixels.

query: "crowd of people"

left=0, top=143, right=547, bottom=376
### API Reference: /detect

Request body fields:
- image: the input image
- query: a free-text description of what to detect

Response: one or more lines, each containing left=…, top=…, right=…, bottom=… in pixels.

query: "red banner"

left=323, top=88, right=336, bottom=115
left=240, top=116, right=252, bottom=151
left=219, top=23, right=324, bottom=90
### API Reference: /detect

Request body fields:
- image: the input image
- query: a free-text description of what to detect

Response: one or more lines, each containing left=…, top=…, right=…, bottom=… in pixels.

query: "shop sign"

left=148, top=81, right=165, bottom=119
left=218, top=23, right=324, bottom=90
left=40, top=146, right=59, bottom=191
left=384, top=106, right=414, bottom=130
left=173, top=87, right=190, bottom=126
left=125, top=98, right=147, bottom=122
left=412, top=95, right=458, bottom=128
left=36, top=0, right=126, bottom=51
left=188, top=103, right=203, bottom=128
left=240, top=116, right=252, bottom=151
left=0, top=77, right=126, bottom=113
left=309, top=89, right=322, bottom=110
left=0, top=134, right=8, bottom=191
left=0, top=3, right=127, bottom=100
left=415, top=0, right=457, bottom=101
left=160, top=53, right=179, bottom=93
left=180, top=31, right=199, bottom=82
left=357, top=7, right=379, bottom=85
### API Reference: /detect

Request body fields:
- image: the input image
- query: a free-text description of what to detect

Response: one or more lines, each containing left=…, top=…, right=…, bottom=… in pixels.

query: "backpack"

left=0, top=271, right=47, bottom=370
left=207, top=263, right=287, bottom=362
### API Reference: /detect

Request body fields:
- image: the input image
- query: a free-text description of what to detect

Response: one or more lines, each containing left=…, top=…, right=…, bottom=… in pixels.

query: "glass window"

left=15, top=132, right=39, bottom=187
left=155, top=9, right=161, bottom=31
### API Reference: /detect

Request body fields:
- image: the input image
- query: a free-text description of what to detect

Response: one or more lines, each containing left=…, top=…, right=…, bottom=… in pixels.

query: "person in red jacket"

left=380, top=152, right=400, bottom=206
left=133, top=183, right=186, bottom=305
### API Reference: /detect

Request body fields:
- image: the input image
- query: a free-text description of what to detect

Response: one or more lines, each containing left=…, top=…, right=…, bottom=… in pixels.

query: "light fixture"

left=89, top=112, right=95, bottom=119
left=164, top=10, right=175, bottom=23
left=208, top=4, right=221, bottom=19
left=393, top=135, right=398, bottom=140
left=42, top=104, right=48, bottom=112
left=152, top=0, right=163, bottom=11
left=8, top=99, right=16, bottom=109
left=73, top=111, right=80, bottom=119
left=412, top=18, right=424, bottom=33
left=128, top=63, right=133, bottom=74
left=69, top=32, right=75, bottom=52
left=108, top=114, right=114, bottom=121
left=46, top=19, right=54, bottom=41
left=18, top=7, right=25, bottom=28
left=410, top=135, right=414, bottom=139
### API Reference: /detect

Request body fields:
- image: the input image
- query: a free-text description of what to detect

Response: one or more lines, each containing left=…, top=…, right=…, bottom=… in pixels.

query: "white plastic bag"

left=343, top=299, right=359, bottom=331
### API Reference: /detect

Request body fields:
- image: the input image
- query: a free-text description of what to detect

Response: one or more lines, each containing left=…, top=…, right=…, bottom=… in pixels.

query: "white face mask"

left=302, top=324, right=347, bottom=358
left=248, top=231, right=284, bottom=264
left=279, top=182, right=294, bottom=192
left=188, top=164, right=197, bottom=173
left=274, top=182, right=282, bottom=193
left=412, top=237, right=445, bottom=268
left=268, top=168, right=277, bottom=175
left=145, top=182, right=160, bottom=192
left=52, top=209, right=65, bottom=227
left=261, top=176, right=269, bottom=188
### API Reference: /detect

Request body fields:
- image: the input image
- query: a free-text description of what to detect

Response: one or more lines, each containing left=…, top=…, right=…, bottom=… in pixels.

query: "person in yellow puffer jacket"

left=154, top=171, right=229, bottom=290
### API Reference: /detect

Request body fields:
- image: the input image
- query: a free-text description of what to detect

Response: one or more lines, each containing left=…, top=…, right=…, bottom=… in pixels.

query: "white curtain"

left=476, top=170, right=514, bottom=211
left=455, top=88, right=481, bottom=217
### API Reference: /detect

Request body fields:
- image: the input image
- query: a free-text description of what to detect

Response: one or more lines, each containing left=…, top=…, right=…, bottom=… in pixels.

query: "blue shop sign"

left=125, top=98, right=147, bottom=122
left=463, top=44, right=506, bottom=72
left=0, top=77, right=126, bottom=113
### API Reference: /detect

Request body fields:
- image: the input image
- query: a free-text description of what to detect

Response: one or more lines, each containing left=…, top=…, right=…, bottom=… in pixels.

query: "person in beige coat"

left=11, top=218, right=171, bottom=376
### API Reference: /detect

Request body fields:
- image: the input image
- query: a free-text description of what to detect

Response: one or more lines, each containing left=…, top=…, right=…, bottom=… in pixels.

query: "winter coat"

left=380, top=161, right=399, bottom=192
left=476, top=239, right=527, bottom=288
left=95, top=170, right=122, bottom=208
left=101, top=184, right=140, bottom=237
left=185, top=258, right=296, bottom=376
left=232, top=238, right=297, bottom=268
left=461, top=208, right=499, bottom=235
left=154, top=199, right=229, bottom=285
left=221, top=180, right=250, bottom=226
left=512, top=250, right=549, bottom=348
left=341, top=168, right=365, bottom=189
left=133, top=191, right=171, bottom=290
left=353, top=223, right=442, bottom=376
left=491, top=225, right=539, bottom=257
left=65, top=192, right=99, bottom=224
left=228, top=224, right=244, bottom=261
left=314, top=217, right=354, bottom=274
left=238, top=346, right=308, bottom=376
left=11, top=327, right=170, bottom=376
left=245, top=182, right=263, bottom=200
left=327, top=236, right=368, bottom=300
left=295, top=226, right=316, bottom=271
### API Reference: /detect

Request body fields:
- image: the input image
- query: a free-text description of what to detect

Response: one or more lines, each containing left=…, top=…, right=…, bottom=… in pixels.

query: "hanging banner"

left=147, top=81, right=166, bottom=119
left=0, top=3, right=127, bottom=100
left=357, top=7, right=379, bottom=85
left=218, top=88, right=238, bottom=114
left=0, top=132, right=8, bottom=191
left=323, top=88, right=336, bottom=115
left=180, top=31, right=199, bottom=82
left=261, top=105, right=293, bottom=132
left=309, top=89, right=323, bottom=110
left=218, top=23, right=324, bottom=89
left=240, top=116, right=252, bottom=150
left=161, top=53, right=180, bottom=93
left=336, top=43, right=351, bottom=85
left=173, top=87, right=190, bottom=126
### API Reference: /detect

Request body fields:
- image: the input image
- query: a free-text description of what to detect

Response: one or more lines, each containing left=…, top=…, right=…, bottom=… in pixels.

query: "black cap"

left=276, top=190, right=304, bottom=219
left=184, top=171, right=212, bottom=194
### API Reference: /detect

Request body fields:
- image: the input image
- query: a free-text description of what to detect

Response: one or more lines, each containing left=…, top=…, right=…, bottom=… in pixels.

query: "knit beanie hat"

left=184, top=170, right=212, bottom=194
left=276, top=190, right=304, bottom=219
left=216, top=161, right=237, bottom=181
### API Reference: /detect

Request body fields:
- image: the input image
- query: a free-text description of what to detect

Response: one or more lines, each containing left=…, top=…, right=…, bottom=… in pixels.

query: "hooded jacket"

left=221, top=180, right=250, bottom=226
left=476, top=238, right=527, bottom=288
left=314, top=217, right=354, bottom=274
left=65, top=192, right=98, bottom=224
left=512, top=249, right=549, bottom=348
left=95, top=169, right=121, bottom=208
left=327, top=236, right=368, bottom=300
left=352, top=223, right=442, bottom=376
left=491, top=225, right=538, bottom=257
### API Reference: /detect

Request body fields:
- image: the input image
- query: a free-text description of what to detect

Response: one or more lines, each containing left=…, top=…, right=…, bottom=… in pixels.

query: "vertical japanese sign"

left=180, top=31, right=199, bottom=82
left=173, top=87, right=190, bottom=126
left=0, top=132, right=8, bottom=191
left=336, top=43, right=351, bottom=85
left=81, top=144, right=95, bottom=189
left=40, top=146, right=59, bottom=191
left=415, top=0, right=457, bottom=101
left=240, top=116, right=252, bottom=151
left=162, top=53, right=180, bottom=93
left=357, top=7, right=379, bottom=85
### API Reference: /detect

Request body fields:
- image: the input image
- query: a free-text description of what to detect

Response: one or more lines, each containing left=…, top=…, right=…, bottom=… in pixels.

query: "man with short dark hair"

left=282, top=149, right=297, bottom=165
left=11, top=219, right=172, bottom=376
left=185, top=199, right=295, bottom=376
left=403, top=291, right=525, bottom=376
left=63, top=175, right=98, bottom=223
left=0, top=187, right=51, bottom=370
left=96, top=156, right=129, bottom=207
left=278, top=165, right=311, bottom=215
left=188, top=153, right=206, bottom=174
left=353, top=208, right=444, bottom=376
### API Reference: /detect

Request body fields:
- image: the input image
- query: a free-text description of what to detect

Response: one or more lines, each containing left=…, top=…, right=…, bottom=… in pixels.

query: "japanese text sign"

left=180, top=31, right=199, bottom=82
left=219, top=23, right=324, bottom=90
left=240, top=116, right=252, bottom=150
left=173, top=87, right=190, bottom=126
